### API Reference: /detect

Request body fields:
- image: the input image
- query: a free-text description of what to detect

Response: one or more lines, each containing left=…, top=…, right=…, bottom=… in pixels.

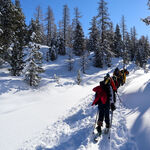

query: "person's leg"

left=97, top=104, right=104, bottom=133
left=104, top=105, right=110, bottom=128
left=113, top=91, right=116, bottom=103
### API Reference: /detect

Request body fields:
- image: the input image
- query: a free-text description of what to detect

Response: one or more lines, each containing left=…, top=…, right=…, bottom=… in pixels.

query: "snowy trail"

left=20, top=93, right=138, bottom=150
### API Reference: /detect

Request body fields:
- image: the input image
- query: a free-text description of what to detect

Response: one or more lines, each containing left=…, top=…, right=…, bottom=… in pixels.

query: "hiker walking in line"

left=92, top=74, right=116, bottom=135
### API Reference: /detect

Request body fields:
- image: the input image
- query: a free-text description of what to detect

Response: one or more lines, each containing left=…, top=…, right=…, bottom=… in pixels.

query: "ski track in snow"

left=20, top=94, right=138, bottom=150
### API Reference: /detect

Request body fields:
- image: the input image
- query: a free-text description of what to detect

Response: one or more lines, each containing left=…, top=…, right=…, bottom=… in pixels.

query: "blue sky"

left=12, top=0, right=150, bottom=38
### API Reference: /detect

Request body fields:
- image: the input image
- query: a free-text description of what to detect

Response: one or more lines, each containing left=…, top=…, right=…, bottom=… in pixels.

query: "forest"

left=0, top=0, right=150, bottom=86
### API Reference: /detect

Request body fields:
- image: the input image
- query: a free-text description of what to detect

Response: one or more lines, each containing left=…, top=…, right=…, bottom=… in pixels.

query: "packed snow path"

left=20, top=94, right=138, bottom=150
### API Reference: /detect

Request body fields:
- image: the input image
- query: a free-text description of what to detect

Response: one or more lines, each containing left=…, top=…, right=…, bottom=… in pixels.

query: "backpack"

left=92, top=81, right=107, bottom=106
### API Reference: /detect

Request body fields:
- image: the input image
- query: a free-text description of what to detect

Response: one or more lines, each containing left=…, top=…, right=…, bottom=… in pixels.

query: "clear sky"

left=12, top=0, right=150, bottom=38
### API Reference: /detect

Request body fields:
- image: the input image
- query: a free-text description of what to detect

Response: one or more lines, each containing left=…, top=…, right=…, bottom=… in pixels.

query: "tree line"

left=0, top=0, right=150, bottom=86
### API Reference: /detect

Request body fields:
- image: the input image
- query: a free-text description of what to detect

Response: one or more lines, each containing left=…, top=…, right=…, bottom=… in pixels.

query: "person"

left=113, top=67, right=123, bottom=87
left=92, top=75, right=116, bottom=135
left=104, top=73, right=118, bottom=103
left=120, top=68, right=129, bottom=85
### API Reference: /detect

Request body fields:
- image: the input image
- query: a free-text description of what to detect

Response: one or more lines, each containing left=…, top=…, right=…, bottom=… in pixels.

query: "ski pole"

left=116, top=93, right=126, bottom=107
left=93, top=108, right=99, bottom=134
left=108, top=111, right=113, bottom=139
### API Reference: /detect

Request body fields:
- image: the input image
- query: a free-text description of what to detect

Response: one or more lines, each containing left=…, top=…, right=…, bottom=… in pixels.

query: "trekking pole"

left=93, top=108, right=99, bottom=134
left=108, top=111, right=113, bottom=139
left=116, top=93, right=122, bottom=103
left=116, top=93, right=126, bottom=107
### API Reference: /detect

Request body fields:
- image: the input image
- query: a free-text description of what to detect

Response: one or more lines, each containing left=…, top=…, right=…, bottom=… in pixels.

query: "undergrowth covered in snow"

left=0, top=46, right=150, bottom=150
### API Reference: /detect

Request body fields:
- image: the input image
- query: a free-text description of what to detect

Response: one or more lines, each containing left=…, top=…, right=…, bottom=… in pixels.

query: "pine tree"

left=28, top=18, right=43, bottom=44
left=62, top=5, right=70, bottom=51
left=15, top=0, right=21, bottom=9
left=72, top=7, right=82, bottom=30
left=57, top=35, right=65, bottom=55
left=24, top=32, right=44, bottom=87
left=0, top=0, right=16, bottom=62
left=136, top=36, right=150, bottom=68
left=107, top=22, right=115, bottom=54
left=76, top=70, right=82, bottom=85
left=45, top=6, right=55, bottom=46
left=80, top=51, right=89, bottom=73
left=0, top=9, right=4, bottom=65
left=89, top=16, right=102, bottom=67
left=67, top=48, right=74, bottom=71
left=142, top=0, right=150, bottom=25
left=34, top=5, right=45, bottom=44
left=120, top=15, right=127, bottom=68
left=9, top=0, right=26, bottom=76
left=114, top=24, right=122, bottom=57
left=73, top=23, right=85, bottom=56
left=124, top=32, right=131, bottom=64
left=89, top=17, right=100, bottom=52
left=97, top=0, right=112, bottom=67
left=49, top=38, right=58, bottom=61
left=130, top=26, right=138, bottom=61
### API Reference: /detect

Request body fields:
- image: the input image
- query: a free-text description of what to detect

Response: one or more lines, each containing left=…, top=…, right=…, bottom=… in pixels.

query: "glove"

left=111, top=103, right=116, bottom=111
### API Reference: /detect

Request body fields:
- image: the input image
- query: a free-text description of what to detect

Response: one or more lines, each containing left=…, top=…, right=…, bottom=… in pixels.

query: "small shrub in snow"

left=54, top=74, right=60, bottom=84
left=76, top=70, right=82, bottom=85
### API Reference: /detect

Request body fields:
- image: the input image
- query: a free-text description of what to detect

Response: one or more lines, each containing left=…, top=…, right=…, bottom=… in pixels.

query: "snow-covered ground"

left=0, top=47, right=150, bottom=150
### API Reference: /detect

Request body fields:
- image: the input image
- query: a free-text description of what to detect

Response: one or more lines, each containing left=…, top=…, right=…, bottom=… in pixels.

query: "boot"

left=104, top=124, right=110, bottom=134
left=96, top=126, right=102, bottom=135
left=106, top=123, right=110, bottom=128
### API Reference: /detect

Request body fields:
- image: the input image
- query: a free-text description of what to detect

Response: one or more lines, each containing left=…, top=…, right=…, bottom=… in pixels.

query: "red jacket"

left=92, top=86, right=107, bottom=106
left=110, top=77, right=117, bottom=92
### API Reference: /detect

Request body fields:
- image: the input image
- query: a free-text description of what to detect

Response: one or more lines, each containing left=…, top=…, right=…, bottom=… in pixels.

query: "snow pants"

left=98, top=104, right=110, bottom=127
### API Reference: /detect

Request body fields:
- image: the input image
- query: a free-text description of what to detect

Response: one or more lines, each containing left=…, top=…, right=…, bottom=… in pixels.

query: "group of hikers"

left=92, top=67, right=129, bottom=135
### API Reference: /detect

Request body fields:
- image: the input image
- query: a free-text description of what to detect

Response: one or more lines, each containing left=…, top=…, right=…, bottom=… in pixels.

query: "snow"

left=0, top=46, right=150, bottom=150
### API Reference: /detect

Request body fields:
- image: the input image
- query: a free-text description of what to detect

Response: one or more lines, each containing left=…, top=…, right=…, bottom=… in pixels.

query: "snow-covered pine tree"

left=136, top=36, right=150, bottom=68
left=80, top=51, right=89, bottom=74
left=34, top=5, right=45, bottom=44
left=72, top=7, right=81, bottom=31
left=57, top=35, right=65, bottom=55
left=72, top=7, right=82, bottom=43
left=97, top=0, right=112, bottom=67
left=0, top=0, right=17, bottom=63
left=130, top=26, right=138, bottom=61
left=124, top=32, right=131, bottom=65
left=89, top=17, right=100, bottom=52
left=107, top=22, right=115, bottom=54
left=114, top=24, right=122, bottom=57
left=24, top=32, right=44, bottom=87
left=142, top=0, right=150, bottom=25
left=28, top=18, right=43, bottom=44
left=9, top=0, right=26, bottom=76
left=120, top=15, right=127, bottom=68
left=62, top=4, right=70, bottom=52
left=67, top=48, right=74, bottom=71
left=67, top=24, right=74, bottom=49
left=15, top=0, right=21, bottom=9
left=89, top=16, right=102, bottom=67
left=45, top=6, right=55, bottom=47
left=105, top=22, right=115, bottom=67
left=0, top=9, right=4, bottom=65
left=73, top=23, right=85, bottom=56
left=49, top=38, right=58, bottom=61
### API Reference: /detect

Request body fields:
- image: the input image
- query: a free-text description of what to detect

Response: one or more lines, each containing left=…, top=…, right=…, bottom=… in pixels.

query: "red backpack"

left=92, top=85, right=107, bottom=106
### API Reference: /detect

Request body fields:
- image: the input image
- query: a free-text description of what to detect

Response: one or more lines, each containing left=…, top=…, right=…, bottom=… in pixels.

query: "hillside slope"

left=0, top=48, right=150, bottom=150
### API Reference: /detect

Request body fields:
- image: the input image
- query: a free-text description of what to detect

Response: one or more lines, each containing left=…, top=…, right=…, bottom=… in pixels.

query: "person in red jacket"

left=92, top=75, right=116, bottom=135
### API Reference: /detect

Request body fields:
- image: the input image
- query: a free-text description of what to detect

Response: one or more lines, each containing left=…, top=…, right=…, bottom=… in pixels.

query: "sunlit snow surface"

left=0, top=46, right=150, bottom=150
